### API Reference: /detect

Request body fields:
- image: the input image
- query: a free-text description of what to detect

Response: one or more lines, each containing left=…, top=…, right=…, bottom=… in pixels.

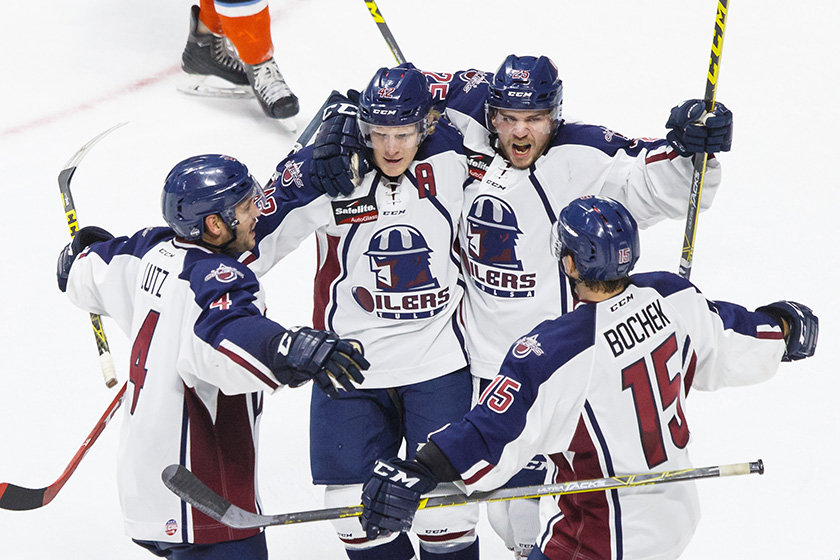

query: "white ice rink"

left=0, top=1, right=837, bottom=558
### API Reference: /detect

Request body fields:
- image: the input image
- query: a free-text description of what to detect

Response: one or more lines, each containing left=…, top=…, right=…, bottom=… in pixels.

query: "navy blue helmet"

left=358, top=65, right=434, bottom=146
left=486, top=55, right=563, bottom=129
left=161, top=154, right=262, bottom=240
left=552, top=196, right=639, bottom=281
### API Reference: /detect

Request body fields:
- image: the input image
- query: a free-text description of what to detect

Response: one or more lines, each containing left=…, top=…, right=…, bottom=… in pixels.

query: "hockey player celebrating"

left=180, top=1, right=299, bottom=121
left=56, top=154, right=368, bottom=559
left=244, top=66, right=480, bottom=560
left=309, top=54, right=734, bottom=558
left=358, top=195, right=818, bottom=560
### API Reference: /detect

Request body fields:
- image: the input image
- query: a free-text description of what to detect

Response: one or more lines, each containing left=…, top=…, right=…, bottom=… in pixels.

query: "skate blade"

left=177, top=73, right=253, bottom=99
left=278, top=117, right=298, bottom=133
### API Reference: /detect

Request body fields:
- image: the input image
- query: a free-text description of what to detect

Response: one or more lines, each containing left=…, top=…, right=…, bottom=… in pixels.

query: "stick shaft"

left=363, top=0, right=407, bottom=64
left=679, top=0, right=729, bottom=279
left=59, top=122, right=127, bottom=387
left=0, top=383, right=127, bottom=510
left=163, top=459, right=763, bottom=529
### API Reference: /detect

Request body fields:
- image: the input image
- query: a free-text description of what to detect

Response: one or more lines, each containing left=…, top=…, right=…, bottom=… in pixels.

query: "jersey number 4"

left=621, top=333, right=690, bottom=469
left=129, top=310, right=161, bottom=415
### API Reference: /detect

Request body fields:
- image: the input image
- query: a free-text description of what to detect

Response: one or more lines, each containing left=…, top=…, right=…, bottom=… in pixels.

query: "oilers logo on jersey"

left=465, top=196, right=536, bottom=298
left=277, top=160, right=305, bottom=189
left=204, top=263, right=244, bottom=283
left=351, top=225, right=450, bottom=319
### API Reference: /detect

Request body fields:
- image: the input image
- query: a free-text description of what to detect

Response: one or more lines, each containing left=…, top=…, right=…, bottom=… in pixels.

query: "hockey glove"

left=56, top=226, right=115, bottom=292
left=360, top=458, right=437, bottom=540
left=665, top=99, right=733, bottom=157
left=309, top=89, right=371, bottom=197
left=755, top=301, right=818, bottom=361
left=270, top=327, right=369, bottom=396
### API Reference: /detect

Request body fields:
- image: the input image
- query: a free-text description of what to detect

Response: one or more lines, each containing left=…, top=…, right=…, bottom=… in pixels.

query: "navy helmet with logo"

left=486, top=54, right=563, bottom=130
left=466, top=195, right=523, bottom=270
left=552, top=196, right=639, bottom=281
left=162, top=154, right=263, bottom=240
left=365, top=225, right=439, bottom=291
left=357, top=64, right=435, bottom=147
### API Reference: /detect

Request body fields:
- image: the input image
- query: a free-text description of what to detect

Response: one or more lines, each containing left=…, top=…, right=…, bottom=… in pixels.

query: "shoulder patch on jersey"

left=277, top=159, right=305, bottom=189
left=204, top=263, right=245, bottom=283
left=511, top=334, right=545, bottom=359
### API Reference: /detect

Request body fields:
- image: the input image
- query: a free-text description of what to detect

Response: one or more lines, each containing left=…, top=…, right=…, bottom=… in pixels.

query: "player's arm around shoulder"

left=183, top=252, right=370, bottom=396
left=248, top=147, right=336, bottom=275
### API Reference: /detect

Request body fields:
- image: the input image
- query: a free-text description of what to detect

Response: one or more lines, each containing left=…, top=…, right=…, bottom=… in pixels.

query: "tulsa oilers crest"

left=465, top=195, right=536, bottom=298
left=352, top=225, right=450, bottom=319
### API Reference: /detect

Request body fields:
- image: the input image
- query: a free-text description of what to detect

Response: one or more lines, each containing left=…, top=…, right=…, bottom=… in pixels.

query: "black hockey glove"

left=360, top=458, right=437, bottom=540
left=666, top=99, right=733, bottom=157
left=755, top=301, right=818, bottom=362
left=270, top=327, right=369, bottom=397
left=56, top=226, right=115, bottom=292
left=309, top=89, right=371, bottom=197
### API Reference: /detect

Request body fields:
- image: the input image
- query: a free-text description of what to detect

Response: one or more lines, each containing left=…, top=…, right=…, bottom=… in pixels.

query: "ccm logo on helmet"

left=509, top=91, right=533, bottom=98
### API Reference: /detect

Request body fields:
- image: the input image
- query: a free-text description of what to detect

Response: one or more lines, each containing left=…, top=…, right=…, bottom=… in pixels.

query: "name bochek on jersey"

left=248, top=119, right=470, bottom=388
left=424, top=69, right=722, bottom=380
left=429, top=272, right=785, bottom=560
left=66, top=227, right=289, bottom=544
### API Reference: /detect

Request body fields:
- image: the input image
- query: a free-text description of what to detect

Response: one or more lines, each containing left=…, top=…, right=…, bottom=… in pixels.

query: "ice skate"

left=245, top=57, right=300, bottom=128
left=178, top=5, right=252, bottom=98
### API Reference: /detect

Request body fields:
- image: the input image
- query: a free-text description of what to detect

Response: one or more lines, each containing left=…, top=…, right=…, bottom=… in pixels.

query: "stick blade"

left=0, top=482, right=47, bottom=511
left=161, top=464, right=234, bottom=523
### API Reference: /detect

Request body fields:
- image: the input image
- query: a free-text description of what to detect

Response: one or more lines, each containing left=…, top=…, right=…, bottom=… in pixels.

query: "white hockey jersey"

left=424, top=70, right=722, bottom=380
left=66, top=227, right=290, bottom=544
left=247, top=119, right=470, bottom=388
left=430, top=272, right=785, bottom=560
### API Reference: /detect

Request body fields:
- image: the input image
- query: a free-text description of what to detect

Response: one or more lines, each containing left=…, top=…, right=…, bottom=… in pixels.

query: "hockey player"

left=244, top=66, right=480, bottom=560
left=309, top=54, right=734, bottom=558
left=56, top=154, right=368, bottom=559
left=358, top=195, right=818, bottom=560
left=180, top=1, right=300, bottom=120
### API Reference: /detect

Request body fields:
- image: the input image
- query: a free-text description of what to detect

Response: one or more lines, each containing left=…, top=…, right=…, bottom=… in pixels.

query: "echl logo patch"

left=280, top=160, right=305, bottom=189
left=204, top=264, right=244, bottom=283
left=165, top=519, right=178, bottom=536
left=512, top=334, right=545, bottom=358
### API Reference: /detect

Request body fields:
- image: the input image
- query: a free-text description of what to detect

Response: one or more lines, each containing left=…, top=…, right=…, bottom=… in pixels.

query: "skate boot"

left=178, top=5, right=251, bottom=98
left=244, top=58, right=300, bottom=120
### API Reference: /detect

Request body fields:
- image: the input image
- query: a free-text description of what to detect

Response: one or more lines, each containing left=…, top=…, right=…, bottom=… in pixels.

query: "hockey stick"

left=162, top=459, right=763, bottom=530
left=59, top=122, right=128, bottom=388
left=678, top=0, right=729, bottom=279
left=362, top=0, right=407, bottom=64
left=0, top=383, right=127, bottom=511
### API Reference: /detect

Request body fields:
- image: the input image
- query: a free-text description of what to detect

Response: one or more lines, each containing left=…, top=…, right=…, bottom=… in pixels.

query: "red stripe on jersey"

left=217, top=344, right=278, bottom=390
left=463, top=463, right=495, bottom=486
left=684, top=350, right=698, bottom=396
left=645, top=149, right=679, bottom=164
left=185, top=388, right=260, bottom=543
left=544, top=416, right=613, bottom=559
left=418, top=529, right=472, bottom=543
left=313, top=234, right=342, bottom=330
left=756, top=330, right=784, bottom=340
left=240, top=252, right=257, bottom=266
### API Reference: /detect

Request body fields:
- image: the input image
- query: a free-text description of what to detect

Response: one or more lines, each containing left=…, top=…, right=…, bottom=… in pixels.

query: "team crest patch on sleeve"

left=512, top=334, right=545, bottom=358
left=331, top=195, right=379, bottom=225
left=204, top=263, right=245, bottom=283
left=278, top=160, right=305, bottom=189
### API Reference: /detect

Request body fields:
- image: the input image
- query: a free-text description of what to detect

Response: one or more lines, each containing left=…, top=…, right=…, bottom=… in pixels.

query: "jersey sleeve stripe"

left=217, top=340, right=279, bottom=389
